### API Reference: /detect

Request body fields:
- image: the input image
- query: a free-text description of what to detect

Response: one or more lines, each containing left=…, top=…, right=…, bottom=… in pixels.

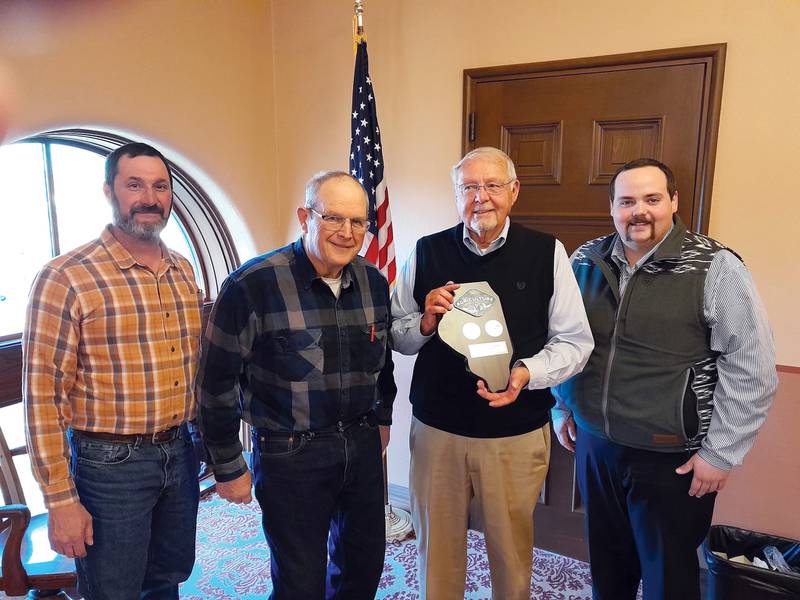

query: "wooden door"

left=463, top=44, right=725, bottom=560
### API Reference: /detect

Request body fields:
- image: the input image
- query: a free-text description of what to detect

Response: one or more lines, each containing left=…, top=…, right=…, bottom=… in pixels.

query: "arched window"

left=0, top=129, right=241, bottom=511
left=0, top=129, right=240, bottom=340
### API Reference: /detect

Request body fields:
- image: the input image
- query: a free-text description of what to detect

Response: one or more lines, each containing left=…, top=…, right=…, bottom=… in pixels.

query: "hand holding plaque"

left=437, top=281, right=514, bottom=392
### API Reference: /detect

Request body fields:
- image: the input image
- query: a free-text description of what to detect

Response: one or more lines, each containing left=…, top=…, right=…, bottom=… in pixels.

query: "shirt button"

left=172, top=414, right=178, bottom=420
left=171, top=346, right=176, bottom=352
left=166, top=312, right=170, bottom=318
left=174, top=380, right=179, bottom=387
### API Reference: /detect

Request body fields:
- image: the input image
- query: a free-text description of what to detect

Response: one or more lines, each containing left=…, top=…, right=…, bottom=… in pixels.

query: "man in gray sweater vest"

left=553, top=158, right=778, bottom=600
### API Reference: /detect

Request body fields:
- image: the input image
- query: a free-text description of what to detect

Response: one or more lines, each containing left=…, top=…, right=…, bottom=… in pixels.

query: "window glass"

left=51, top=143, right=109, bottom=253
left=0, top=403, right=46, bottom=516
left=161, top=217, right=204, bottom=290
left=0, top=143, right=52, bottom=338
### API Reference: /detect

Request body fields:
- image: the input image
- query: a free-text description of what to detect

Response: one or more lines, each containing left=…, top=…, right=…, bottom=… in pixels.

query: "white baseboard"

left=388, top=483, right=411, bottom=512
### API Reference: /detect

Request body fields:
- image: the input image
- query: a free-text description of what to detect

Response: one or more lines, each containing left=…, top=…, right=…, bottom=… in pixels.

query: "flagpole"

left=351, top=0, right=413, bottom=543
left=354, top=0, right=364, bottom=40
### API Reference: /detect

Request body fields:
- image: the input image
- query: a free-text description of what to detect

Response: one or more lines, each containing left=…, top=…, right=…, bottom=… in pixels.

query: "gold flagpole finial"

left=353, top=0, right=366, bottom=47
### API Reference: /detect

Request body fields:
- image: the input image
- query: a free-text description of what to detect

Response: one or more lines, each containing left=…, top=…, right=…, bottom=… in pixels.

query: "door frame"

left=462, top=43, right=726, bottom=234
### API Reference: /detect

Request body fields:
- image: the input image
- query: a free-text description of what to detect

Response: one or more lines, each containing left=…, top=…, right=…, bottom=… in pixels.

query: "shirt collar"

left=611, top=221, right=675, bottom=271
left=100, top=225, right=177, bottom=271
left=292, top=237, right=353, bottom=291
left=461, top=217, right=511, bottom=257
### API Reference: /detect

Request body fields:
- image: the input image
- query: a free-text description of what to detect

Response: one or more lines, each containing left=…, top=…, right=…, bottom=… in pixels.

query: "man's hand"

left=379, top=425, right=390, bottom=453
left=553, top=412, right=577, bottom=453
left=675, top=454, right=730, bottom=497
left=420, top=282, right=460, bottom=336
left=476, top=365, right=530, bottom=408
left=48, top=501, right=94, bottom=558
left=216, top=470, right=253, bottom=504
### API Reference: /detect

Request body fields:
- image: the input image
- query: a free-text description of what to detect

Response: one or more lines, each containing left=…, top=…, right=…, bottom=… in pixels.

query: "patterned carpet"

left=180, top=492, right=609, bottom=599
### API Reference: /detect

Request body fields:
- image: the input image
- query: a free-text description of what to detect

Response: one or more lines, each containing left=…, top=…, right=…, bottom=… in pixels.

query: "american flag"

left=350, top=40, right=396, bottom=285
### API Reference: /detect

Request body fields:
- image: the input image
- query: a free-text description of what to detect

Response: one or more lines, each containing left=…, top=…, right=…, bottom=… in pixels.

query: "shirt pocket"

left=263, top=328, right=324, bottom=382
left=352, top=319, right=388, bottom=374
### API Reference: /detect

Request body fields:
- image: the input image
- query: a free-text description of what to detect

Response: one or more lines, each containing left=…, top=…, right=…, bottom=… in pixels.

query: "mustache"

left=131, top=204, right=165, bottom=216
left=628, top=217, right=653, bottom=226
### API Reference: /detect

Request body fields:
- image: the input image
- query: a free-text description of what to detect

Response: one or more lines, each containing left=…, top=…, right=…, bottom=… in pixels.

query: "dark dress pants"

left=252, top=417, right=385, bottom=600
left=576, top=428, right=716, bottom=600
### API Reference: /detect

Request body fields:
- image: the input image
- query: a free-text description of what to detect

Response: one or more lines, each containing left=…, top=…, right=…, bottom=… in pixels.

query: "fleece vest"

left=560, top=218, right=734, bottom=452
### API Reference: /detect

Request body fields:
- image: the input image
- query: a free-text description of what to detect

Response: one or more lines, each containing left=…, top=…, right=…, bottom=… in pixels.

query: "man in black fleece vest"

left=391, top=147, right=593, bottom=599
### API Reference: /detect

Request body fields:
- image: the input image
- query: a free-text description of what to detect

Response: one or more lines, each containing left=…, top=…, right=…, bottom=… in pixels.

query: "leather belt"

left=73, top=425, right=182, bottom=445
left=254, top=412, right=374, bottom=438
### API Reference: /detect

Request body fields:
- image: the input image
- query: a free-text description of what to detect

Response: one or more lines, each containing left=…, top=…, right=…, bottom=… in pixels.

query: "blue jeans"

left=70, top=426, right=199, bottom=600
left=252, top=417, right=385, bottom=600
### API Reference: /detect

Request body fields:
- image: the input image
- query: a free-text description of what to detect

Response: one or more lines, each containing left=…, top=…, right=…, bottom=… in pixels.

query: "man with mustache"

left=553, top=158, right=778, bottom=600
left=391, top=147, right=593, bottom=599
left=24, top=142, right=203, bottom=599
left=197, top=171, right=396, bottom=599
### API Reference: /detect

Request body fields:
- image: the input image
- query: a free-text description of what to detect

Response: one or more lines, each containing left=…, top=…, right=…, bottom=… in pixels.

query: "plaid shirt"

left=196, top=238, right=396, bottom=483
left=23, top=226, right=203, bottom=508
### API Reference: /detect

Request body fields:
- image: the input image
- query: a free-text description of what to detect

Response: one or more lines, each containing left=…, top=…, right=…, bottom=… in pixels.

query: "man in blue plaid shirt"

left=197, top=171, right=396, bottom=600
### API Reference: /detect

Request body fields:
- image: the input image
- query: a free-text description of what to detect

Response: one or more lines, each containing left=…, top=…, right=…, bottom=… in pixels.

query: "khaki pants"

left=409, top=417, right=551, bottom=600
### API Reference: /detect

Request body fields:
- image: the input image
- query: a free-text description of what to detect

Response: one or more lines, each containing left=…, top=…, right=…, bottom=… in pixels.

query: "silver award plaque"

left=438, top=281, right=513, bottom=392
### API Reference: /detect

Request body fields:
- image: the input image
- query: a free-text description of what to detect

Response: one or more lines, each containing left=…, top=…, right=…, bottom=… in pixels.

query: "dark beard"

left=111, top=194, right=168, bottom=241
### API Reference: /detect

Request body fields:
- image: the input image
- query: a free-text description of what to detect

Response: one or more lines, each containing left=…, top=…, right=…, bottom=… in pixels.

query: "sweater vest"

left=410, top=223, right=555, bottom=438
left=561, top=218, right=734, bottom=452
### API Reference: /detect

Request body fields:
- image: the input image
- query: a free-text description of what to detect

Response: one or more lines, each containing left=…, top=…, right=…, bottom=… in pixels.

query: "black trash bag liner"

left=703, top=524, right=800, bottom=599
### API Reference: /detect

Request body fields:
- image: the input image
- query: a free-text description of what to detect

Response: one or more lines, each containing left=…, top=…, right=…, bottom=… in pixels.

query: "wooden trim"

left=464, top=43, right=728, bottom=80
left=0, top=505, right=31, bottom=596
left=0, top=341, right=22, bottom=408
left=463, top=43, right=727, bottom=235
left=777, top=364, right=800, bottom=375
left=695, top=44, right=726, bottom=233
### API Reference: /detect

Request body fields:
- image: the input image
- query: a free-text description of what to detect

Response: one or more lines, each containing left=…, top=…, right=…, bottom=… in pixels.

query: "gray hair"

left=304, top=170, right=365, bottom=208
left=451, top=147, right=517, bottom=184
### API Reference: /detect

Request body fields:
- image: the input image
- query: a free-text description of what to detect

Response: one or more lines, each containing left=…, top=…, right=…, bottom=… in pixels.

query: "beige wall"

left=1, top=0, right=797, bottom=542
left=714, top=369, right=800, bottom=541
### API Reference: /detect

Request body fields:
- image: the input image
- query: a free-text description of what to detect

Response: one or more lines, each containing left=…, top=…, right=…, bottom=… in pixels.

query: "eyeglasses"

left=457, top=180, right=515, bottom=198
left=308, top=208, right=372, bottom=233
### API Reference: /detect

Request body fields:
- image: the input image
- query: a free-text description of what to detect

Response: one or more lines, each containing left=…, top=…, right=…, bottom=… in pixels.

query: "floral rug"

left=180, top=492, right=609, bottom=599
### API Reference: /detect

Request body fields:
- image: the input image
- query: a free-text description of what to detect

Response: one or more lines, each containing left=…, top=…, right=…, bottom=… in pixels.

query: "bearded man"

left=24, top=142, right=203, bottom=600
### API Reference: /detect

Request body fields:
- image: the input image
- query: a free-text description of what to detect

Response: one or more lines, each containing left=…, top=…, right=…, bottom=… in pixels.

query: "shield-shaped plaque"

left=438, top=281, right=514, bottom=392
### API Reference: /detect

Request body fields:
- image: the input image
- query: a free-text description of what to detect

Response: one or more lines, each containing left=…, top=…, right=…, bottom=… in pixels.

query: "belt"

left=254, top=413, right=373, bottom=437
left=73, top=425, right=183, bottom=445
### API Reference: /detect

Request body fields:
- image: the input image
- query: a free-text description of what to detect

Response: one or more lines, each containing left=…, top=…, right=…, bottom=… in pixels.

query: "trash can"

left=703, top=524, right=800, bottom=599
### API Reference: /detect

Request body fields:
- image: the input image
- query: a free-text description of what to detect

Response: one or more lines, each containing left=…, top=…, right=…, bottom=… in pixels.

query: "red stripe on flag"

left=364, top=236, right=379, bottom=265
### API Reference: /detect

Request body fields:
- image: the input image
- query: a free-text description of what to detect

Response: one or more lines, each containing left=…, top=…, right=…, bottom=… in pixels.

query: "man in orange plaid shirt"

left=23, top=142, right=203, bottom=600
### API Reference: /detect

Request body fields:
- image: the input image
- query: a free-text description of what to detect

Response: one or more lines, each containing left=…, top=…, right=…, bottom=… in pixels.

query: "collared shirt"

left=610, top=223, right=674, bottom=297
left=554, top=225, right=777, bottom=470
left=196, top=238, right=396, bottom=483
left=391, top=217, right=594, bottom=390
left=23, top=226, right=203, bottom=508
